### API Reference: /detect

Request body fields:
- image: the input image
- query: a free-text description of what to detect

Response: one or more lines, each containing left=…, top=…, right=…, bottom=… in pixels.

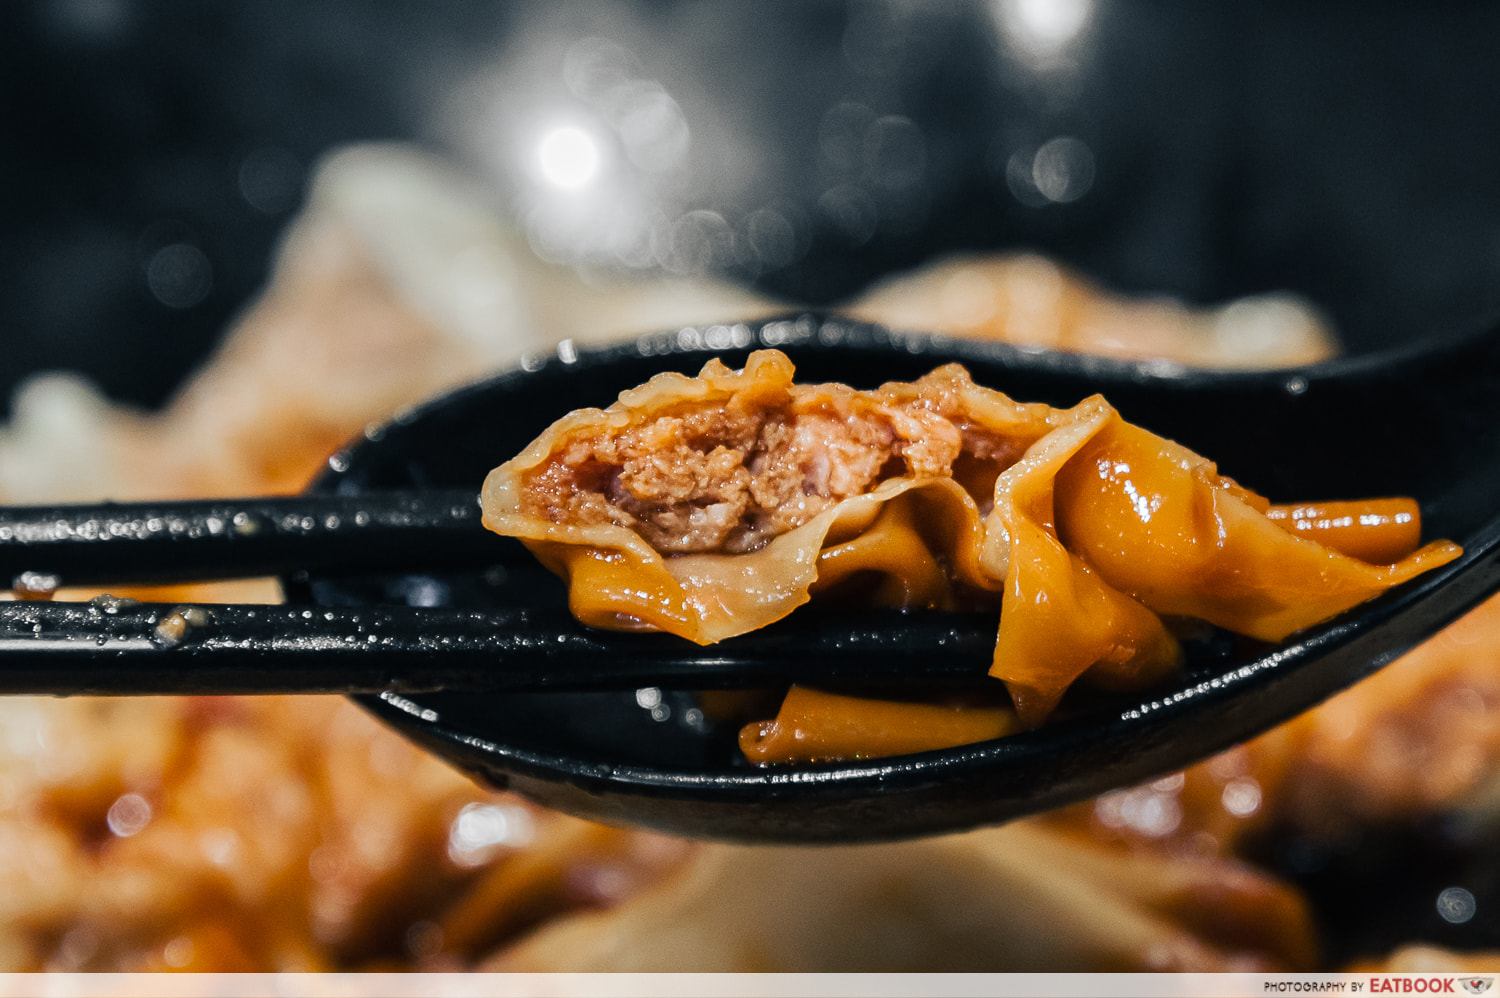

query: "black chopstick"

left=0, top=600, right=997, bottom=695
left=0, top=490, right=504, bottom=588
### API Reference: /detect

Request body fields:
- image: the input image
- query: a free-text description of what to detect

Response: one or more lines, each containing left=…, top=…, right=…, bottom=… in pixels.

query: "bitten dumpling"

left=481, top=350, right=1460, bottom=733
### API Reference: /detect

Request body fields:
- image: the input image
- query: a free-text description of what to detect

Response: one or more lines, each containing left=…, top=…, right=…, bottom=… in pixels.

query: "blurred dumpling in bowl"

left=488, top=820, right=1318, bottom=972
left=0, top=143, right=784, bottom=508
left=0, top=143, right=777, bottom=971
left=842, top=252, right=1338, bottom=369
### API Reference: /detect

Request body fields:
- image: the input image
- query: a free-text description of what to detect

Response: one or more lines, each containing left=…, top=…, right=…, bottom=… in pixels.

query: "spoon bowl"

left=290, top=314, right=1500, bottom=842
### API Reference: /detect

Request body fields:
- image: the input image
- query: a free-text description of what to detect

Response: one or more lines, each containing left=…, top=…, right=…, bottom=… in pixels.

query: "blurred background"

left=7, top=0, right=1500, bottom=416
left=5, top=1, right=1500, bottom=971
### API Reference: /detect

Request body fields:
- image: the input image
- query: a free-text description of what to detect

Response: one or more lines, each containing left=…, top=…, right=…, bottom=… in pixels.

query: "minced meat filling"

left=522, top=392, right=969, bottom=554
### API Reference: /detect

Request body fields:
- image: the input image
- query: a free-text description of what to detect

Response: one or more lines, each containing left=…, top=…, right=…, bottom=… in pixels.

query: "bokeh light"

left=145, top=243, right=213, bottom=309
left=446, top=802, right=535, bottom=868
left=993, top=0, right=1094, bottom=61
left=536, top=126, right=602, bottom=190
left=1436, top=886, right=1478, bottom=925
left=105, top=792, right=152, bottom=838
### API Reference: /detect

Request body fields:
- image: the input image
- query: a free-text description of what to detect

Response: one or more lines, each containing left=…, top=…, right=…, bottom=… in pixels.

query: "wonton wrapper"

left=483, top=351, right=1459, bottom=728
left=842, top=252, right=1339, bottom=369
left=483, top=350, right=1011, bottom=642
left=490, top=820, right=1319, bottom=972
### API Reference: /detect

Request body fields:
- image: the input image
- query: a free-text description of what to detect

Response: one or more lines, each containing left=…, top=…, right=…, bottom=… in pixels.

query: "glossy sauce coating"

left=740, top=685, right=1021, bottom=764
left=482, top=351, right=1461, bottom=760
left=1263, top=499, right=1422, bottom=566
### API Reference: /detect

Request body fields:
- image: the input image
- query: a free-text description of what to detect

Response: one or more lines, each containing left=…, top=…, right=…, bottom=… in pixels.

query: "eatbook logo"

left=1461, top=980, right=1494, bottom=995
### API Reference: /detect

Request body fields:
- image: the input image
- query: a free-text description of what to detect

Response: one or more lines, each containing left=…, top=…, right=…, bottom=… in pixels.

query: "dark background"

left=5, top=1, right=1500, bottom=413
left=5, top=0, right=1500, bottom=964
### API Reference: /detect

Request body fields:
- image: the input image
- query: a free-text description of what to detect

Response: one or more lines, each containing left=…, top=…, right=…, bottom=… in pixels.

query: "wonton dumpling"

left=482, top=350, right=1460, bottom=731
left=482, top=350, right=1015, bottom=642
left=489, top=820, right=1320, bottom=972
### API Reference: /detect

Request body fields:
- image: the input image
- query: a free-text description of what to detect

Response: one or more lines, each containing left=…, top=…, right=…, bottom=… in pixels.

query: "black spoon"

left=5, top=314, right=1499, bottom=843
left=305, top=313, right=1500, bottom=843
